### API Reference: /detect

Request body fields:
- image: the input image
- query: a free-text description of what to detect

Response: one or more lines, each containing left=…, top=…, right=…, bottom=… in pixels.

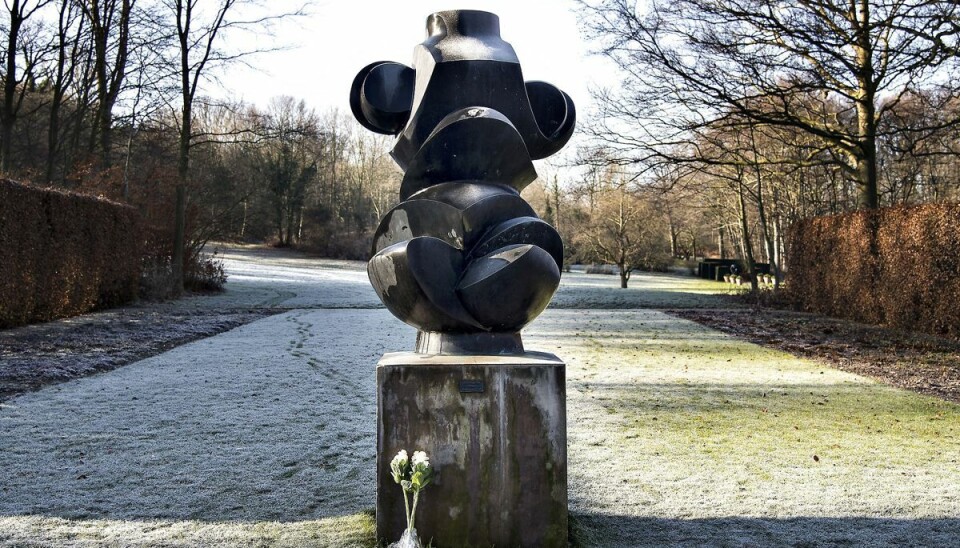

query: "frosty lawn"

left=1, top=251, right=958, bottom=546
left=529, top=312, right=960, bottom=546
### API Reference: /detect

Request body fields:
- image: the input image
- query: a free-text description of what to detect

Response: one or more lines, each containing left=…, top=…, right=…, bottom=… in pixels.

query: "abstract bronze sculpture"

left=350, top=9, right=575, bottom=355
left=354, top=11, right=573, bottom=546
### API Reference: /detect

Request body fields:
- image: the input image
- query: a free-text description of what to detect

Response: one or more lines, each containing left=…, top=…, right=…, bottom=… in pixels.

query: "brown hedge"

left=786, top=203, right=960, bottom=337
left=0, top=179, right=142, bottom=328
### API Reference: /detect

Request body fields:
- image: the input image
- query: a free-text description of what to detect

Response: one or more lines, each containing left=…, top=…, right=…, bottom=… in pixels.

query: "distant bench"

left=697, top=259, right=770, bottom=281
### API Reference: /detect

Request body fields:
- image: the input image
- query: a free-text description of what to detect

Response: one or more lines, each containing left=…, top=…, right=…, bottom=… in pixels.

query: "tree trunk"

left=0, top=123, right=12, bottom=174
left=748, top=126, right=779, bottom=288
left=1, top=1, right=23, bottom=173
left=173, top=183, right=186, bottom=291
left=87, top=0, right=132, bottom=172
left=121, top=130, right=134, bottom=200
left=619, top=268, right=628, bottom=289
left=668, top=213, right=678, bottom=257
left=855, top=135, right=878, bottom=209
left=285, top=202, right=295, bottom=245
left=552, top=175, right=562, bottom=233
left=718, top=226, right=725, bottom=259
left=46, top=99, right=62, bottom=182
left=297, top=205, right=304, bottom=242
left=757, top=199, right=778, bottom=284
left=853, top=0, right=879, bottom=210
left=772, top=215, right=782, bottom=288
left=45, top=0, right=73, bottom=183
left=172, top=101, right=190, bottom=294
left=240, top=199, right=247, bottom=238
left=68, top=49, right=95, bottom=174
left=89, top=0, right=110, bottom=167
left=98, top=107, right=113, bottom=168
left=736, top=174, right=758, bottom=291
left=771, top=187, right=784, bottom=288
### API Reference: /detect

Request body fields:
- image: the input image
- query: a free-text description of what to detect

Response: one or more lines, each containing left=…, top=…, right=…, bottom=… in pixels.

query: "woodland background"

left=2, top=0, right=959, bottom=313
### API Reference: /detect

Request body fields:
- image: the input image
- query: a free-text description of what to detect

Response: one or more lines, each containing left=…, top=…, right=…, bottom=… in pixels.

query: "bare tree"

left=44, top=0, right=85, bottom=182
left=1, top=0, right=53, bottom=172
left=579, top=0, right=960, bottom=209
left=164, top=0, right=305, bottom=291
left=256, top=96, right=321, bottom=245
left=80, top=0, right=134, bottom=169
left=590, top=182, right=670, bottom=288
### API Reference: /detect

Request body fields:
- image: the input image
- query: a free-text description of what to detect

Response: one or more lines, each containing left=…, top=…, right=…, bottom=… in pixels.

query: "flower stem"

left=402, top=489, right=411, bottom=530
left=410, top=491, right=420, bottom=530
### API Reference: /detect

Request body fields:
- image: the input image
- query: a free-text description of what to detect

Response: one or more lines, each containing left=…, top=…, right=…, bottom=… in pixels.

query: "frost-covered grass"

left=526, top=311, right=960, bottom=546
left=0, top=514, right=375, bottom=547
left=193, top=245, right=377, bottom=310
left=0, top=309, right=411, bottom=547
left=1, top=252, right=958, bottom=547
left=551, top=270, right=746, bottom=309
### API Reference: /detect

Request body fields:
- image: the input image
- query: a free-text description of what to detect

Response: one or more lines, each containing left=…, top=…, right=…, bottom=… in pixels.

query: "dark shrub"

left=786, top=203, right=960, bottom=337
left=185, top=253, right=227, bottom=292
left=0, top=179, right=142, bottom=328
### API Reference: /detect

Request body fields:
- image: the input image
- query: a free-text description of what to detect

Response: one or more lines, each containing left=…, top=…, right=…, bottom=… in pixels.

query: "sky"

left=217, top=0, right=617, bottom=121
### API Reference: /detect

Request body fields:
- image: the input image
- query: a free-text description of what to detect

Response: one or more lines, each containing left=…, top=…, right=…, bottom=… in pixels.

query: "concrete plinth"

left=376, top=352, right=567, bottom=547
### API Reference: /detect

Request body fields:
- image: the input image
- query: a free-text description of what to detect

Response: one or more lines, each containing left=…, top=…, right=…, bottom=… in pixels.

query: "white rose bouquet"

left=388, top=449, right=434, bottom=548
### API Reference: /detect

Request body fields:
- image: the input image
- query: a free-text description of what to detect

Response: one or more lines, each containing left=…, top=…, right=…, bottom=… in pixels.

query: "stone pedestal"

left=376, top=352, right=567, bottom=547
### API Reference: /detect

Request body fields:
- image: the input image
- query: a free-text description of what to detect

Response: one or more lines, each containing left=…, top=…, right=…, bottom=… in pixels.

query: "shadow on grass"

left=576, top=380, right=960, bottom=414
left=569, top=513, right=960, bottom=547
left=550, top=289, right=743, bottom=310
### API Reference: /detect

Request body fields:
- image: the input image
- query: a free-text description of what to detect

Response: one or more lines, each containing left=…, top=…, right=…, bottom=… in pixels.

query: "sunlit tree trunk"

left=735, top=169, right=758, bottom=291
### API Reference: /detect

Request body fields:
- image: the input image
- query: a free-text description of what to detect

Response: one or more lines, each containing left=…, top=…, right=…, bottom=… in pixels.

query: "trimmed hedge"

left=786, top=203, right=960, bottom=337
left=0, top=179, right=142, bottom=328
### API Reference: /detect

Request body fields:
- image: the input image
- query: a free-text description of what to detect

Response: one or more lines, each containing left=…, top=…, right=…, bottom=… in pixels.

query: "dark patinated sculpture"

left=351, top=9, right=575, bottom=354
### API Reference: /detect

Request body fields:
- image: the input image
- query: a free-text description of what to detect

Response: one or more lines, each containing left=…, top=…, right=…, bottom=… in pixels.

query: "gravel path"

left=1, top=249, right=959, bottom=547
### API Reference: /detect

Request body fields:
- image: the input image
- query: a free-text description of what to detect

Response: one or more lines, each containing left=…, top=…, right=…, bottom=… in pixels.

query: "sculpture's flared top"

left=426, top=10, right=500, bottom=39
left=420, top=10, right=517, bottom=64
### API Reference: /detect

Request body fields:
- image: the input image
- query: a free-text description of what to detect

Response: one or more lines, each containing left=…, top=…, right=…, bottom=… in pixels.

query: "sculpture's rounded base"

left=415, top=331, right=523, bottom=355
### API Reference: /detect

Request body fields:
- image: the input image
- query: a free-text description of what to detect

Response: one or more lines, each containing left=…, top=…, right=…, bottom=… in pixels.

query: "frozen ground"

left=214, top=246, right=745, bottom=310
left=529, top=313, right=960, bottom=546
left=551, top=268, right=746, bottom=309
left=0, top=246, right=378, bottom=401
left=0, top=309, right=404, bottom=547
left=1, top=247, right=958, bottom=547
left=203, top=246, right=378, bottom=310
